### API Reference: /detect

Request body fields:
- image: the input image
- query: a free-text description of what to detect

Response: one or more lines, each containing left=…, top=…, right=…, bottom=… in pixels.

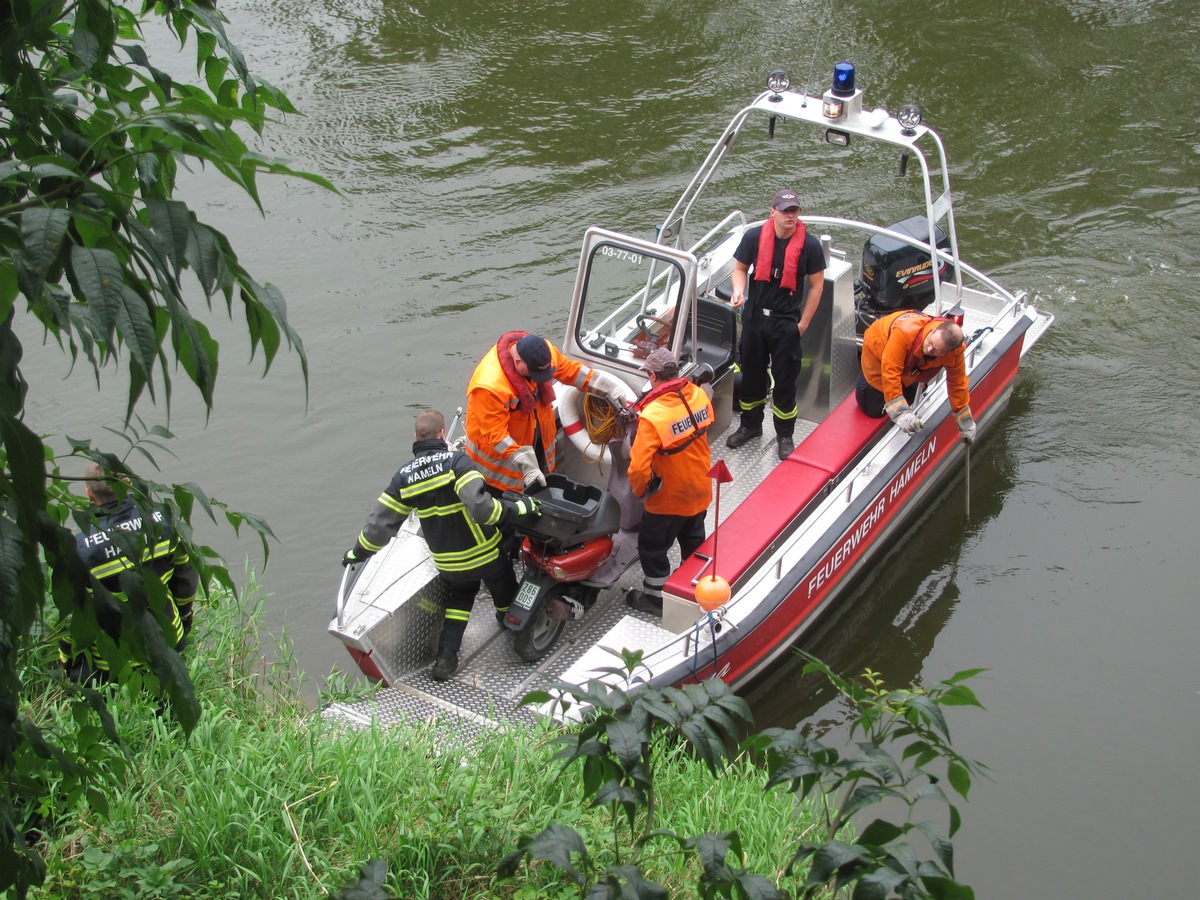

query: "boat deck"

left=322, top=416, right=815, bottom=733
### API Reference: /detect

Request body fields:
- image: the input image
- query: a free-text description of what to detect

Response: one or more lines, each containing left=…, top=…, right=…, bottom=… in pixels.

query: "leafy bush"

left=1, top=1, right=331, bottom=891
left=501, top=651, right=986, bottom=899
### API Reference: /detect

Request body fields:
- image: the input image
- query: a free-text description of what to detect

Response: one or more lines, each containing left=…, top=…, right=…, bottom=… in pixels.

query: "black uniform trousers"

left=855, top=371, right=918, bottom=419
left=437, top=557, right=518, bottom=652
left=738, top=312, right=802, bottom=438
left=637, top=510, right=707, bottom=599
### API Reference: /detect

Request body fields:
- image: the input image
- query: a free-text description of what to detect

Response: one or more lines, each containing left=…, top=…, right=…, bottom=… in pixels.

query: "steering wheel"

left=635, top=313, right=673, bottom=347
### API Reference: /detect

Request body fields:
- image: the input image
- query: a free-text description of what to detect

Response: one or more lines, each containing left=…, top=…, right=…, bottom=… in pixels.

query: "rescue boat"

left=324, top=63, right=1053, bottom=731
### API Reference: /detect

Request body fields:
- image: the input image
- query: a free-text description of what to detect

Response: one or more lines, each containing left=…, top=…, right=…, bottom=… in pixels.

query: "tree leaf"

left=913, top=820, right=955, bottom=873
left=522, top=824, right=588, bottom=885
left=68, top=246, right=159, bottom=399
left=19, top=208, right=70, bottom=294
left=851, top=866, right=906, bottom=900
left=0, top=413, right=47, bottom=523
left=947, top=761, right=972, bottom=799
left=806, top=840, right=869, bottom=885
left=856, top=818, right=905, bottom=848
left=605, top=718, right=644, bottom=768
left=145, top=198, right=193, bottom=282
left=840, top=783, right=906, bottom=821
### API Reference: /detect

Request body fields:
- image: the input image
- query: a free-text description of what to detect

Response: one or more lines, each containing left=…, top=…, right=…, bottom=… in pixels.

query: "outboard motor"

left=854, top=215, right=954, bottom=336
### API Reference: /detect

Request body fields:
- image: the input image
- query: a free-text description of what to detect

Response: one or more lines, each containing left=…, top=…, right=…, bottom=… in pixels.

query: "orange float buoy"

left=695, top=574, right=730, bottom=612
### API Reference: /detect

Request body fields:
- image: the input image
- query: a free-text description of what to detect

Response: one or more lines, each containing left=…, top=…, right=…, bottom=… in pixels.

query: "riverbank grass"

left=26, top=586, right=816, bottom=898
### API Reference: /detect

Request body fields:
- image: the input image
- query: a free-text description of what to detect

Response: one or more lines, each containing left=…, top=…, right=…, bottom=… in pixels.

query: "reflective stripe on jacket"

left=629, top=382, right=714, bottom=517
left=861, top=311, right=970, bottom=413
left=61, top=498, right=198, bottom=670
left=357, top=439, right=508, bottom=575
left=464, top=340, right=594, bottom=492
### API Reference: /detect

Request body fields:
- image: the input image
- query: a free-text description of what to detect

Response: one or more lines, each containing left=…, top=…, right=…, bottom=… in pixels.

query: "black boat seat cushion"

left=680, top=296, right=737, bottom=377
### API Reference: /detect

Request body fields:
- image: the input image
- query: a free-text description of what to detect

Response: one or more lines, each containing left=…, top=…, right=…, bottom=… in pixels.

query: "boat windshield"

left=574, top=240, right=688, bottom=364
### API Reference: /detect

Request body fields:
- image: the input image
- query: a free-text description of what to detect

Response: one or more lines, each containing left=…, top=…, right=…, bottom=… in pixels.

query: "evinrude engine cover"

left=859, top=215, right=953, bottom=311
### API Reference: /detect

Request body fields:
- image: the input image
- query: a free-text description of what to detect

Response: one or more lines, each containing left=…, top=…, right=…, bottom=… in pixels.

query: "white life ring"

left=557, top=379, right=637, bottom=467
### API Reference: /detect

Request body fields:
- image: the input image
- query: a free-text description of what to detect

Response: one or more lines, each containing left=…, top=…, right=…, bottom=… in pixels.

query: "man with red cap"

left=725, top=188, right=826, bottom=461
left=624, top=347, right=714, bottom=615
left=464, top=332, right=628, bottom=494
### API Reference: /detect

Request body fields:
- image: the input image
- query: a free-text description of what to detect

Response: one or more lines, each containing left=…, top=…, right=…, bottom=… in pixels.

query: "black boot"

left=725, top=425, right=762, bottom=449
left=625, top=588, right=663, bottom=616
left=431, top=648, right=459, bottom=681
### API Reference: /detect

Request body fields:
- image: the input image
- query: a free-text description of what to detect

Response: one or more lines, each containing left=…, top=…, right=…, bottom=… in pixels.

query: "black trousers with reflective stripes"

left=738, top=313, right=801, bottom=438
left=637, top=510, right=707, bottom=599
left=437, top=557, right=518, bottom=652
left=855, top=371, right=917, bottom=419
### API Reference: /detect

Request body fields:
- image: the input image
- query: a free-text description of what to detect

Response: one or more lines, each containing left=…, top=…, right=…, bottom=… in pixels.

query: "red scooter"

left=501, top=474, right=622, bottom=662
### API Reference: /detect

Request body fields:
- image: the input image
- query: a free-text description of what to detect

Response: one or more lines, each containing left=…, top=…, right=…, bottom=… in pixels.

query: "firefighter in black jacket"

left=60, top=463, right=200, bottom=686
left=343, top=409, right=540, bottom=680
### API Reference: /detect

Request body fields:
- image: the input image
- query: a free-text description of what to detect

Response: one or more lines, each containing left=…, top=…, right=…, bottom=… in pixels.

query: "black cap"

left=515, top=334, right=553, bottom=383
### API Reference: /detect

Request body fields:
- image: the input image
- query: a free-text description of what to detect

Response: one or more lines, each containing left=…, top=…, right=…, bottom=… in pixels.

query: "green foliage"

left=746, top=655, right=988, bottom=899
left=52, top=839, right=193, bottom=899
left=23, top=592, right=981, bottom=899
left=333, top=858, right=391, bottom=899
left=502, top=652, right=986, bottom=899
left=0, top=0, right=331, bottom=893
left=26, top=594, right=811, bottom=898
left=502, top=649, right=779, bottom=899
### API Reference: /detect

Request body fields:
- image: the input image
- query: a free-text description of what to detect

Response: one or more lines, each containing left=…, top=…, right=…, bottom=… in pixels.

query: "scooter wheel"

left=512, top=585, right=569, bottom=662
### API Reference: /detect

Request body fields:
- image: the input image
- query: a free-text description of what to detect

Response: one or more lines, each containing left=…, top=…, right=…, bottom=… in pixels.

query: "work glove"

left=955, top=406, right=977, bottom=444
left=885, top=397, right=924, bottom=435
left=512, top=497, right=542, bottom=519
left=342, top=546, right=371, bottom=567
left=587, top=370, right=630, bottom=408
left=511, top=445, right=547, bottom=489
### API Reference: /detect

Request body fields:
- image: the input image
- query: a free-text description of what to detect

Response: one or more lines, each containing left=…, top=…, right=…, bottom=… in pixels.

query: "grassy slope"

left=25, top=587, right=818, bottom=898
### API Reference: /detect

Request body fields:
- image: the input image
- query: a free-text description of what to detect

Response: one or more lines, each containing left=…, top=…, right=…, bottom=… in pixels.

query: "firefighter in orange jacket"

left=624, top=348, right=714, bottom=616
left=857, top=310, right=976, bottom=443
left=465, top=332, right=627, bottom=494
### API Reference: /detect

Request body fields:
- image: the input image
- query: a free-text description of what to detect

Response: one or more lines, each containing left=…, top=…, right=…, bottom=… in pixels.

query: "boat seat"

left=665, top=457, right=832, bottom=603
left=664, top=394, right=887, bottom=604
left=793, top=392, right=888, bottom=478
left=680, top=296, right=737, bottom=379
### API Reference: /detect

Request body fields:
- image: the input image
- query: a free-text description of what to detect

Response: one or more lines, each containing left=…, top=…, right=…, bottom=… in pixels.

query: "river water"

left=17, top=0, right=1199, bottom=896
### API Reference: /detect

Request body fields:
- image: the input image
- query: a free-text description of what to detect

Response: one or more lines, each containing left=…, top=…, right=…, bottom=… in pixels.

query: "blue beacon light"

left=831, top=62, right=855, bottom=97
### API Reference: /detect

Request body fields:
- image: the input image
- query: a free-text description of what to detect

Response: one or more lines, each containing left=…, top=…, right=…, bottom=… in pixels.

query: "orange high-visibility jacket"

left=465, top=340, right=593, bottom=493
left=861, top=311, right=969, bottom=413
left=629, top=381, right=714, bottom=517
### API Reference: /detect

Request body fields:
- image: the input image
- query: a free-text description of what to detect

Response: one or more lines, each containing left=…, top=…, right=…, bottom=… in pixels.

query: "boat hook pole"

left=964, top=439, right=970, bottom=520
left=446, top=406, right=464, bottom=445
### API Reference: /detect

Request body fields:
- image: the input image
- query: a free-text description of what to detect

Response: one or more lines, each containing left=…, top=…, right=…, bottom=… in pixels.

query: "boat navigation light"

left=897, top=102, right=922, bottom=136
left=767, top=70, right=789, bottom=101
left=831, top=62, right=855, bottom=97
left=823, top=61, right=860, bottom=119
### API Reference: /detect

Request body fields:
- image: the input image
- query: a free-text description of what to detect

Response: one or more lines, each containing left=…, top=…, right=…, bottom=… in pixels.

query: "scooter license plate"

left=513, top=580, right=541, bottom=610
